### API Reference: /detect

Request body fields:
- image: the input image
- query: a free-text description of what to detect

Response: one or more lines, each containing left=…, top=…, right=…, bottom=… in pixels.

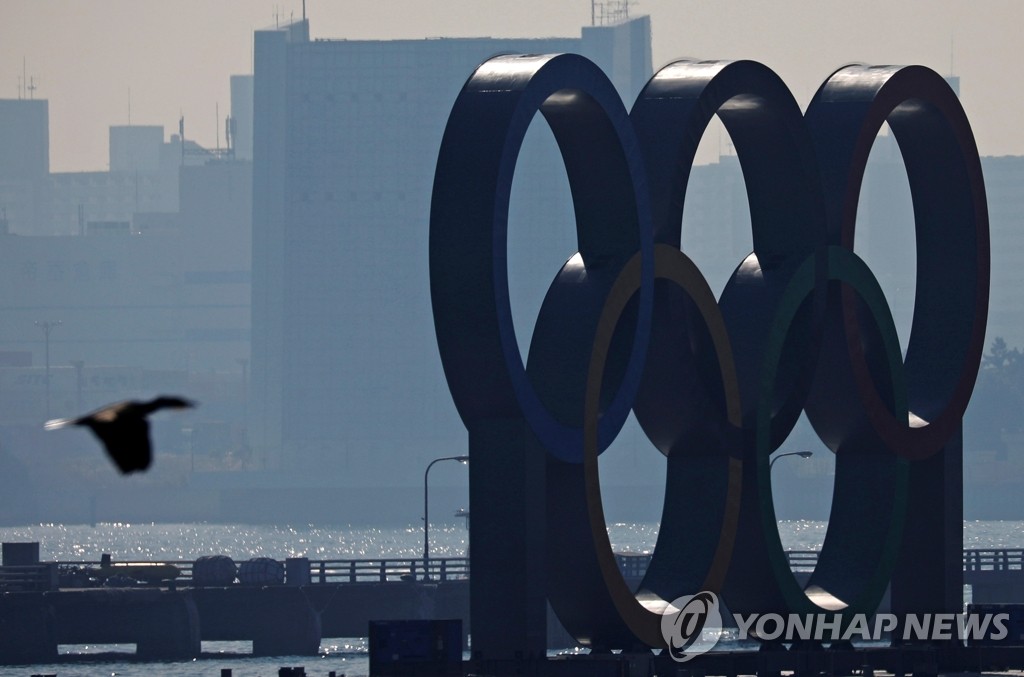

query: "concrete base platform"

left=469, top=645, right=1024, bottom=677
left=0, top=581, right=472, bottom=663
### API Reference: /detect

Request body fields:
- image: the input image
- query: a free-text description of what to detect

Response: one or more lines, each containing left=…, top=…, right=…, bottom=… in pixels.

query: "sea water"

left=0, top=520, right=1018, bottom=677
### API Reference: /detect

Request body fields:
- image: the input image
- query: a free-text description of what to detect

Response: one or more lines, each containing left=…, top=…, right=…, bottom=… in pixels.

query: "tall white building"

left=251, top=17, right=655, bottom=496
left=249, top=16, right=1024, bottom=521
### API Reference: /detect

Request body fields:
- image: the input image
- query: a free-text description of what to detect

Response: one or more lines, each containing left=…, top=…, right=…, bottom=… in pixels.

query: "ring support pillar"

left=891, top=426, right=964, bottom=634
left=468, top=418, right=547, bottom=660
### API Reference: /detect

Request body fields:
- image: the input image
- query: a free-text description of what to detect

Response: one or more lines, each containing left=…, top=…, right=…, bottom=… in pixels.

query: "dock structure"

left=2, top=550, right=1024, bottom=665
left=0, top=555, right=469, bottom=663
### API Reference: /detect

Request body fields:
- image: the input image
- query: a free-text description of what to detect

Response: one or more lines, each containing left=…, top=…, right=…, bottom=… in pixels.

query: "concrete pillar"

left=468, top=419, right=547, bottom=661
left=891, top=427, right=964, bottom=638
left=135, top=592, right=201, bottom=659
left=286, top=557, right=311, bottom=586
left=51, top=589, right=200, bottom=659
left=251, top=587, right=321, bottom=656
left=0, top=593, right=56, bottom=663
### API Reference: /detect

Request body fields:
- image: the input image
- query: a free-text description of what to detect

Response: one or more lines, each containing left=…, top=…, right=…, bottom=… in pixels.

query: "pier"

left=0, top=555, right=468, bottom=663
left=1, top=550, right=1023, bottom=663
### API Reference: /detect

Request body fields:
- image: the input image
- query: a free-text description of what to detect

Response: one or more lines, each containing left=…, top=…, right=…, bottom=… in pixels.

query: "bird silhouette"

left=44, top=396, right=196, bottom=474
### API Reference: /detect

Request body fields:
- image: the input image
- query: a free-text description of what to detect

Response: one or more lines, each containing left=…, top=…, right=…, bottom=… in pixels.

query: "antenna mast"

left=591, top=1, right=630, bottom=26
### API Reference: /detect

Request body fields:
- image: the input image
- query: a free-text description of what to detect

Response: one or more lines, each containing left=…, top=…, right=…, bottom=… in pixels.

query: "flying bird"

left=44, top=396, right=196, bottom=474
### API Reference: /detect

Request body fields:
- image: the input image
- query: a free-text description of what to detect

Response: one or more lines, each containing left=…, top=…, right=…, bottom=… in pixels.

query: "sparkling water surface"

left=0, top=520, right=1018, bottom=676
left=0, top=519, right=835, bottom=563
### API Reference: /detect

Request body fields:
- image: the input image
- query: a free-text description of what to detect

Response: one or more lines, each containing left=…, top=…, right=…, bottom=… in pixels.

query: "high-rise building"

left=250, top=15, right=1024, bottom=522
left=0, top=99, right=49, bottom=235
left=980, top=155, right=1024, bottom=349
left=109, top=125, right=164, bottom=174
left=0, top=94, right=253, bottom=425
left=0, top=99, right=48, bottom=180
left=230, top=75, right=254, bottom=161
left=251, top=17, right=655, bottom=493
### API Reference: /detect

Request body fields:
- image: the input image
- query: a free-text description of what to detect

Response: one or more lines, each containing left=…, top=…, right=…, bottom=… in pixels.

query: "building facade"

left=250, top=18, right=655, bottom=490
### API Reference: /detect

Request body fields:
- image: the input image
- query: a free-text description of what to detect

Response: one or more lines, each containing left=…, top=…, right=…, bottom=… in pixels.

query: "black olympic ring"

left=429, top=54, right=988, bottom=649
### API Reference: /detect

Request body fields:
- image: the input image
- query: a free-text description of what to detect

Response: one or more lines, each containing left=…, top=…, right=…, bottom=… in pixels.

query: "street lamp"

left=70, top=360, right=84, bottom=413
left=769, top=450, right=813, bottom=472
left=35, top=320, right=61, bottom=420
left=423, top=455, right=469, bottom=579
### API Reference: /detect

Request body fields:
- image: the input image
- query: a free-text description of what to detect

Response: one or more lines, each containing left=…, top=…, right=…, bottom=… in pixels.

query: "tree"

left=964, top=337, right=1024, bottom=452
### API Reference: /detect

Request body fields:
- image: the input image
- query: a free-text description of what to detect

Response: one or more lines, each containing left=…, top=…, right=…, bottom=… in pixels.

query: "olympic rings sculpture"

left=430, top=54, right=988, bottom=649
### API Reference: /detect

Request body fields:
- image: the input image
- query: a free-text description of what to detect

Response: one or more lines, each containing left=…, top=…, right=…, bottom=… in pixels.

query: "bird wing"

left=85, top=401, right=133, bottom=422
left=139, top=396, right=196, bottom=415
left=44, top=417, right=76, bottom=431
left=45, top=401, right=132, bottom=429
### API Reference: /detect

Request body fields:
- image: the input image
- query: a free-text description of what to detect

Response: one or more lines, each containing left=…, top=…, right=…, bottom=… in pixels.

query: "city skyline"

left=2, top=0, right=1023, bottom=172
left=0, top=5, right=1019, bottom=526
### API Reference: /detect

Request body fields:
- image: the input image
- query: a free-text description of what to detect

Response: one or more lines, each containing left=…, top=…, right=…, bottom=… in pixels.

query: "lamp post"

left=70, top=360, right=84, bottom=413
left=769, top=450, right=813, bottom=472
left=35, top=320, right=61, bottom=420
left=423, top=455, right=469, bottom=579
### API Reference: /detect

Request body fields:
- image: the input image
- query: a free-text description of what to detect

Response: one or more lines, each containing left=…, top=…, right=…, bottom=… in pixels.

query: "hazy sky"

left=2, top=0, right=1022, bottom=172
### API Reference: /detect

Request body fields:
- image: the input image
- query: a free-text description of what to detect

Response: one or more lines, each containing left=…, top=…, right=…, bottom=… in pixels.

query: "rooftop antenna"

left=21, top=55, right=39, bottom=100
left=591, top=0, right=629, bottom=26
left=216, top=102, right=220, bottom=150
left=303, top=0, right=306, bottom=21
left=15, top=59, right=39, bottom=99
